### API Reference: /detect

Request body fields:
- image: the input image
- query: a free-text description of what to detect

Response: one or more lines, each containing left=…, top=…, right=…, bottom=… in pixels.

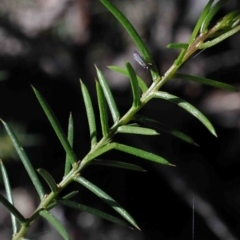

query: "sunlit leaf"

left=87, top=142, right=173, bottom=166
left=118, top=125, right=159, bottom=135
left=113, top=143, right=174, bottom=166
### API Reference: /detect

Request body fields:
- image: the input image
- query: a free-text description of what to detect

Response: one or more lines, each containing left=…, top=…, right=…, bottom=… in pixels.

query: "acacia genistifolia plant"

left=0, top=0, right=240, bottom=239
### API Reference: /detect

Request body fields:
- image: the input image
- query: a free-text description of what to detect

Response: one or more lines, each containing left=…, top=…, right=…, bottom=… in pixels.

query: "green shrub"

left=0, top=1, right=239, bottom=239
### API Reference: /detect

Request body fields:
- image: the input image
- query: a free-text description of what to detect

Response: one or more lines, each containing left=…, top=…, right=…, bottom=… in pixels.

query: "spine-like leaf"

left=75, top=176, right=140, bottom=229
left=100, top=0, right=159, bottom=81
left=189, top=0, right=214, bottom=43
left=91, top=159, right=146, bottom=172
left=0, top=160, right=17, bottom=233
left=40, top=210, right=69, bottom=240
left=80, top=80, right=97, bottom=146
left=174, top=73, right=238, bottom=91
left=64, top=113, right=74, bottom=176
left=175, top=0, right=214, bottom=65
left=0, top=120, right=45, bottom=199
left=200, top=0, right=228, bottom=33
left=154, top=91, right=217, bottom=136
left=167, top=43, right=189, bottom=49
left=175, top=49, right=187, bottom=66
left=108, top=66, right=148, bottom=93
left=87, top=141, right=172, bottom=166
left=86, top=143, right=116, bottom=162
left=199, top=25, right=240, bottom=49
left=126, top=62, right=141, bottom=108
left=32, top=87, right=77, bottom=165
left=95, top=66, right=120, bottom=122
left=59, top=199, right=128, bottom=227
left=113, top=143, right=173, bottom=166
left=37, top=168, right=59, bottom=193
left=0, top=194, right=26, bottom=224
left=96, top=81, right=109, bottom=137
left=117, top=125, right=159, bottom=135
left=62, top=191, right=79, bottom=200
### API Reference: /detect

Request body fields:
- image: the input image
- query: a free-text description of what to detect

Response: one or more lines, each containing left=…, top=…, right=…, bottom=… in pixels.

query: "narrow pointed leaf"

left=126, top=62, right=141, bottom=107
left=108, top=66, right=148, bottom=93
left=46, top=201, right=58, bottom=211
left=59, top=199, right=129, bottom=227
left=0, top=120, right=45, bottom=199
left=134, top=115, right=197, bottom=145
left=62, top=191, right=79, bottom=200
left=176, top=0, right=214, bottom=65
left=0, top=160, right=17, bottom=233
left=200, top=0, right=228, bottom=33
left=118, top=125, right=159, bottom=135
left=167, top=43, right=189, bottom=49
left=189, top=0, right=214, bottom=43
left=32, top=87, right=77, bottom=165
left=199, top=25, right=240, bottom=49
left=37, top=168, right=59, bottom=193
left=0, top=194, right=26, bottom=224
left=40, top=210, right=69, bottom=240
left=175, top=49, right=188, bottom=66
left=91, top=159, right=146, bottom=172
left=47, top=190, right=78, bottom=214
left=64, top=113, right=74, bottom=176
left=87, top=142, right=173, bottom=166
left=154, top=91, right=217, bottom=136
left=166, top=128, right=197, bottom=145
left=75, top=176, right=139, bottom=229
left=174, top=73, right=238, bottom=91
left=113, top=143, right=174, bottom=166
left=96, top=81, right=109, bottom=137
left=80, top=80, right=97, bottom=146
left=100, top=0, right=159, bottom=81
left=95, top=66, right=120, bottom=122
left=86, top=143, right=116, bottom=162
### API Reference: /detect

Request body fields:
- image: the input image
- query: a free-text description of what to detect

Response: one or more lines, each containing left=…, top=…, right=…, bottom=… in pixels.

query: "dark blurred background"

left=0, top=0, right=240, bottom=239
